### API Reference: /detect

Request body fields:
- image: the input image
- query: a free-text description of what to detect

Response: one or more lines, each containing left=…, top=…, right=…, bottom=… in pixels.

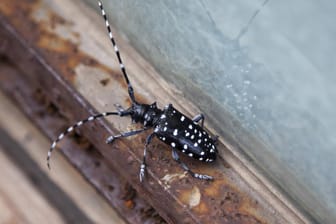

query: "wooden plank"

left=0, top=91, right=125, bottom=224
left=0, top=61, right=165, bottom=223
left=0, top=149, right=65, bottom=224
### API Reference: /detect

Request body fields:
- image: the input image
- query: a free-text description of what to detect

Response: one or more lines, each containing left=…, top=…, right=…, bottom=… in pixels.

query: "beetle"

left=47, top=1, right=218, bottom=182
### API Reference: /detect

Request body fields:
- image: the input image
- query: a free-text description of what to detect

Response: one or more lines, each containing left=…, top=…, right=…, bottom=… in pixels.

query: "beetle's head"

left=129, top=102, right=162, bottom=126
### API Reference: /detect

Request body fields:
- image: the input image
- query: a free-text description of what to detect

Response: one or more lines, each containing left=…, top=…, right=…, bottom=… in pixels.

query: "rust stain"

left=163, top=168, right=265, bottom=223
left=193, top=201, right=210, bottom=214
left=0, top=0, right=133, bottom=95
left=124, top=200, right=135, bottom=209
left=202, top=178, right=264, bottom=224
left=0, top=0, right=159, bottom=110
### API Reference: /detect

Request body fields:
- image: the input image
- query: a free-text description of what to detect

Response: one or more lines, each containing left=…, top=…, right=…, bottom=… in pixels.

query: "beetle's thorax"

left=130, top=102, right=163, bottom=127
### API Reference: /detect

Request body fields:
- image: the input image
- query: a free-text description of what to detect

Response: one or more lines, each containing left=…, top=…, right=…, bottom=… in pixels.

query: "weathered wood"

left=0, top=149, right=65, bottom=224
left=0, top=92, right=126, bottom=224
left=0, top=0, right=309, bottom=223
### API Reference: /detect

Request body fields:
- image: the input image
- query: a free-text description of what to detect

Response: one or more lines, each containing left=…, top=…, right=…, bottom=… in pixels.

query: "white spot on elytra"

left=186, top=132, right=190, bottom=137
left=183, top=144, right=188, bottom=149
left=194, top=143, right=198, bottom=147
left=191, top=135, right=195, bottom=139
left=200, top=151, right=205, bottom=155
left=188, top=153, right=193, bottom=157
left=162, top=137, right=166, bottom=141
left=210, top=149, right=214, bottom=153
left=171, top=142, right=176, bottom=147
left=161, top=114, right=166, bottom=119
left=67, top=127, right=74, bottom=132
left=88, top=116, right=94, bottom=121
left=188, top=124, right=193, bottom=129
left=180, top=116, right=185, bottom=121
left=163, top=127, right=167, bottom=131
left=198, top=133, right=202, bottom=137
left=173, top=129, right=178, bottom=136
left=198, top=139, right=202, bottom=144
left=199, top=157, right=203, bottom=161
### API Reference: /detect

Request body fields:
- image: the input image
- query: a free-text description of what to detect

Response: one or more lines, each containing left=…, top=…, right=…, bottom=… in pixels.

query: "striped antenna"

left=98, top=1, right=136, bottom=103
left=47, top=112, right=119, bottom=169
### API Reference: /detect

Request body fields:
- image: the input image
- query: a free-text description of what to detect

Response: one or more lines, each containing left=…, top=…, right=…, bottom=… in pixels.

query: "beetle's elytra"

left=47, top=1, right=218, bottom=182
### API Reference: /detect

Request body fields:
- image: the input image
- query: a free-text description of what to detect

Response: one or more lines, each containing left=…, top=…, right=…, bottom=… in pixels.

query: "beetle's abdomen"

left=154, top=104, right=217, bottom=162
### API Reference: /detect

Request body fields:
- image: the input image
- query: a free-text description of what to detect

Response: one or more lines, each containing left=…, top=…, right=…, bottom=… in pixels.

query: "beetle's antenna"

left=47, top=112, right=119, bottom=169
left=98, top=1, right=136, bottom=103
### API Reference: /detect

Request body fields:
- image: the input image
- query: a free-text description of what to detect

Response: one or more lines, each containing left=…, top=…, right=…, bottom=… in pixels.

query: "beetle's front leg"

left=139, top=133, right=155, bottom=182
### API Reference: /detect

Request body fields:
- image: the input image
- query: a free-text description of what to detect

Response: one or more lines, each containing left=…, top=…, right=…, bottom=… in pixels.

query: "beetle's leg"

left=192, top=114, right=205, bottom=128
left=139, top=132, right=155, bottom=182
left=114, top=103, right=125, bottom=113
left=106, top=128, right=147, bottom=144
left=212, top=135, right=219, bottom=144
left=171, top=149, right=213, bottom=181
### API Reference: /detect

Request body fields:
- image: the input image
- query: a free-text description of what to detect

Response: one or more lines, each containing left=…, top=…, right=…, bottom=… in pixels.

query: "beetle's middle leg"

left=106, top=128, right=147, bottom=144
left=171, top=149, right=213, bottom=180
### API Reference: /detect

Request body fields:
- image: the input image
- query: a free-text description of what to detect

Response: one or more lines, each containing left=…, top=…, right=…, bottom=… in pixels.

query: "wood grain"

left=0, top=91, right=125, bottom=224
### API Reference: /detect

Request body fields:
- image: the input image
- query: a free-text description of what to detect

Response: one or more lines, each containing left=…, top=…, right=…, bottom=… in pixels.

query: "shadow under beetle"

left=47, top=1, right=218, bottom=182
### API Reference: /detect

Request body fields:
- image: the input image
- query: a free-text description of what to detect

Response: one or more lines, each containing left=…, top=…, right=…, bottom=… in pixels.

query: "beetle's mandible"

left=47, top=1, right=218, bottom=182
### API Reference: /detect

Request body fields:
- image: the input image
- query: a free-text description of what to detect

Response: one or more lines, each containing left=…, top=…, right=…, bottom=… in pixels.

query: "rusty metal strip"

left=0, top=0, right=294, bottom=223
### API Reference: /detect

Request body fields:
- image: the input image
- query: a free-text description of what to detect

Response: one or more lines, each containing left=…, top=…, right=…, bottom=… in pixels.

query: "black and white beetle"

left=47, top=1, right=218, bottom=182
